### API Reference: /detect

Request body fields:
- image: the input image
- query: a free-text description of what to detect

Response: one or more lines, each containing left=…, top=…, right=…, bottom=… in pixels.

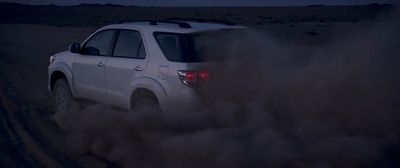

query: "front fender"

left=126, top=77, right=168, bottom=111
left=48, top=62, right=77, bottom=97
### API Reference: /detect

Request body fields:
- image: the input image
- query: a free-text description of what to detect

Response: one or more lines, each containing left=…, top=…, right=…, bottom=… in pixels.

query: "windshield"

left=154, top=29, right=246, bottom=62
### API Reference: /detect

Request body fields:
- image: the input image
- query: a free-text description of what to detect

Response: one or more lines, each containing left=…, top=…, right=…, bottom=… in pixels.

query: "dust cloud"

left=53, top=9, right=400, bottom=168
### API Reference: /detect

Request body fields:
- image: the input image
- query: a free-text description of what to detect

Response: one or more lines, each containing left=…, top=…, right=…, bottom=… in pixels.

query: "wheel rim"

left=55, top=85, right=70, bottom=112
left=133, top=97, right=163, bottom=130
left=135, top=98, right=159, bottom=111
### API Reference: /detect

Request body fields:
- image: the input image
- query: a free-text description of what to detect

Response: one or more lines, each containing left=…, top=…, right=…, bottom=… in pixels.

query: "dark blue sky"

left=1, top=0, right=397, bottom=6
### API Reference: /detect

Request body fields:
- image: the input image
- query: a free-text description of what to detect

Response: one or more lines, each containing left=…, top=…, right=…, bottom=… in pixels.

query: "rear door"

left=73, top=29, right=116, bottom=102
left=105, top=29, right=148, bottom=107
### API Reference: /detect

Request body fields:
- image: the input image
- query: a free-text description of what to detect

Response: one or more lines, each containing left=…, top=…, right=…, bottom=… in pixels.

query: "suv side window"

left=113, top=30, right=146, bottom=59
left=83, top=30, right=115, bottom=56
left=154, top=33, right=184, bottom=62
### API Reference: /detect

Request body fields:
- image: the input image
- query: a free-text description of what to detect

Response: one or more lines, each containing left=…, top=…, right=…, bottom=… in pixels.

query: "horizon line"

left=0, top=1, right=396, bottom=8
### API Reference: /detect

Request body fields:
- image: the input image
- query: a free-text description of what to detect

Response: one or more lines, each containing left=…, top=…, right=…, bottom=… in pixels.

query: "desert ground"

left=0, top=3, right=399, bottom=168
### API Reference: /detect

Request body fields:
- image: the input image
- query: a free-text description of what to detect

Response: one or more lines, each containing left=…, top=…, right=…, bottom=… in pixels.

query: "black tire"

left=131, top=90, right=164, bottom=130
left=131, top=90, right=160, bottom=113
left=53, top=78, right=77, bottom=114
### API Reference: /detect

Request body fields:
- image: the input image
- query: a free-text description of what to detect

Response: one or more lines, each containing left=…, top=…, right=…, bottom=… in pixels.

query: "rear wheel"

left=131, top=90, right=163, bottom=129
left=131, top=90, right=160, bottom=112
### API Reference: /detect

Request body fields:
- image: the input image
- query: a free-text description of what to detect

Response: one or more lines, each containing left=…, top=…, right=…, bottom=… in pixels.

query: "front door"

left=73, top=29, right=116, bottom=102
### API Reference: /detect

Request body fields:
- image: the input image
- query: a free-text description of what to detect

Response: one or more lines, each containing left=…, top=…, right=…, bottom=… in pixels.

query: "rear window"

left=154, top=29, right=245, bottom=62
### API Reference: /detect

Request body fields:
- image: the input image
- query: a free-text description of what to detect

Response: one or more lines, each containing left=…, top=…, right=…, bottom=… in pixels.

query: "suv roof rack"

left=117, top=19, right=192, bottom=28
left=165, top=18, right=235, bottom=26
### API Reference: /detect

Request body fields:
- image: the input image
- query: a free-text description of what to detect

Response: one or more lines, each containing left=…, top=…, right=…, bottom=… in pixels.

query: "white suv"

left=48, top=20, right=246, bottom=114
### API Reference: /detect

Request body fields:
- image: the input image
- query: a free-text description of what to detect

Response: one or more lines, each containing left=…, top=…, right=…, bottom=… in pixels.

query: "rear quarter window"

left=154, top=33, right=185, bottom=62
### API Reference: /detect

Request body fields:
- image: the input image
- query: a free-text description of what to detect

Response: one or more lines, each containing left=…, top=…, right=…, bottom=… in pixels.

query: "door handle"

left=97, top=62, right=105, bottom=67
left=134, top=66, right=144, bottom=71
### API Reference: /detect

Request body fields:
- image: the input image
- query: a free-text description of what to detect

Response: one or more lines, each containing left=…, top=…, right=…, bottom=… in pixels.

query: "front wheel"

left=53, top=78, right=77, bottom=114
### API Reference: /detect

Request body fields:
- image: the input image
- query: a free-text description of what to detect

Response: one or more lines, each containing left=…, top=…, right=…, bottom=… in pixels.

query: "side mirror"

left=82, top=46, right=100, bottom=56
left=69, top=42, right=81, bottom=53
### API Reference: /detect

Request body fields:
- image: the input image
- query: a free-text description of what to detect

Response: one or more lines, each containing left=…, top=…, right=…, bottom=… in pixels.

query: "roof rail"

left=117, top=19, right=191, bottom=28
left=165, top=18, right=235, bottom=26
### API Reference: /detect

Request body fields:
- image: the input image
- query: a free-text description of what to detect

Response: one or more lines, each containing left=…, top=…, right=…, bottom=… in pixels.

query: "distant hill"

left=71, top=3, right=127, bottom=7
left=0, top=2, right=396, bottom=8
left=0, top=2, right=129, bottom=7
left=0, top=1, right=395, bottom=28
left=365, top=3, right=394, bottom=8
left=0, top=2, right=31, bottom=6
left=307, top=5, right=326, bottom=7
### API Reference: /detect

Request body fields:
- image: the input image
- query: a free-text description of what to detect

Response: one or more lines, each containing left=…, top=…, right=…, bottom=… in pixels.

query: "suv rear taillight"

left=178, top=70, right=210, bottom=87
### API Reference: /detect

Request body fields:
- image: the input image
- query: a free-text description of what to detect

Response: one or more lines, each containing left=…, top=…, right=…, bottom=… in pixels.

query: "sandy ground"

left=0, top=5, right=399, bottom=167
left=0, top=24, right=110, bottom=167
